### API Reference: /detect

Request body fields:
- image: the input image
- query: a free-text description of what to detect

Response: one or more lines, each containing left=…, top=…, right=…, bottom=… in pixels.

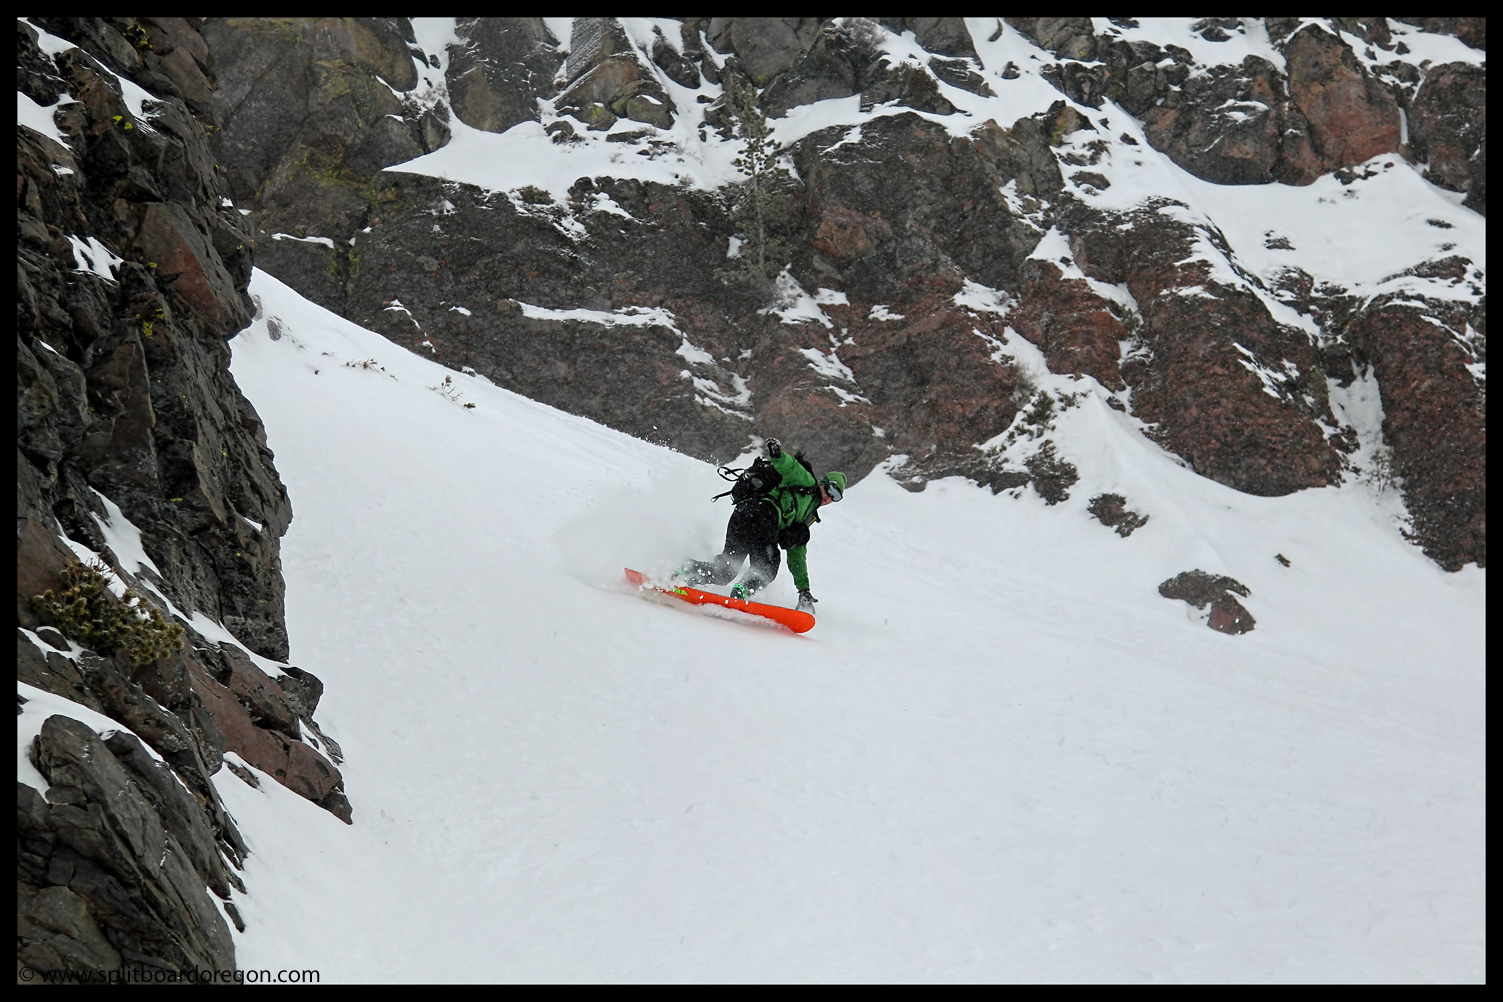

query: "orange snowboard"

left=625, top=568, right=816, bottom=634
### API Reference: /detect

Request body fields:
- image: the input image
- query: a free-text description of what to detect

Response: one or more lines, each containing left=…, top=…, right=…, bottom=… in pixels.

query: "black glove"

left=796, top=589, right=818, bottom=614
left=765, top=437, right=782, bottom=459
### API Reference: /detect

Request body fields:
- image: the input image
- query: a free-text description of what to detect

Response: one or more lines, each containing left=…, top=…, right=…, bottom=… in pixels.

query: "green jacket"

left=744, top=451, right=821, bottom=591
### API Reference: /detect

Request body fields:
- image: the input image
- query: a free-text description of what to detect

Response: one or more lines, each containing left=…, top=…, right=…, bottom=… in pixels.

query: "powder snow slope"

left=208, top=270, right=1483, bottom=982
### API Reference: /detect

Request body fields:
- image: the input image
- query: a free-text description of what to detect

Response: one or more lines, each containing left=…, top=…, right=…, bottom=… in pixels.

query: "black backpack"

left=711, top=451, right=820, bottom=506
left=712, top=457, right=783, bottom=503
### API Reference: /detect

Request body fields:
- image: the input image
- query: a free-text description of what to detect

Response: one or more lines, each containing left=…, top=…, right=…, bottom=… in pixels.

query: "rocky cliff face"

left=18, top=17, right=349, bottom=974
left=199, top=16, right=1484, bottom=573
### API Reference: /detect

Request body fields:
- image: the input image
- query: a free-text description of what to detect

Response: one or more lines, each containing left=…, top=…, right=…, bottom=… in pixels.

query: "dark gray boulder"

left=709, top=17, right=821, bottom=84
left=23, top=715, right=236, bottom=971
left=1087, top=494, right=1150, bottom=537
left=880, top=18, right=977, bottom=59
left=447, top=17, right=561, bottom=133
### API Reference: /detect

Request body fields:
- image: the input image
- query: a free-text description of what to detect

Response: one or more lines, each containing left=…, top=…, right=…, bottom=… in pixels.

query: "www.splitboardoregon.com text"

left=19, top=965, right=319, bottom=984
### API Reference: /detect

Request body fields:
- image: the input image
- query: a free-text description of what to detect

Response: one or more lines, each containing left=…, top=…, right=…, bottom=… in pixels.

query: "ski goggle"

left=821, top=479, right=843, bottom=502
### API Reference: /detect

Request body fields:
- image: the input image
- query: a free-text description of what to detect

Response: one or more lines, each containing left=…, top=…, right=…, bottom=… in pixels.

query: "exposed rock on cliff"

left=1344, top=296, right=1486, bottom=571
left=449, top=18, right=561, bottom=133
left=1159, top=569, right=1256, bottom=634
left=558, top=17, right=674, bottom=131
left=199, top=17, right=1483, bottom=572
left=203, top=17, right=432, bottom=283
left=1087, top=494, right=1149, bottom=537
left=1405, top=61, right=1487, bottom=216
left=19, top=714, right=240, bottom=971
left=18, top=16, right=351, bottom=972
left=798, top=112, right=1045, bottom=298
left=1010, top=17, right=1486, bottom=209
left=19, top=19, right=285, bottom=657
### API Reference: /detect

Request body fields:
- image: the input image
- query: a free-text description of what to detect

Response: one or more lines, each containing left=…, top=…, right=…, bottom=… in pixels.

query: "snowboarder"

left=678, top=439, right=846, bottom=615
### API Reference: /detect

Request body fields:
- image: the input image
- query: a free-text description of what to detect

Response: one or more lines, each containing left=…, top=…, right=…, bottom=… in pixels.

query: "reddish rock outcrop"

left=1050, top=191, right=1346, bottom=498
left=812, top=203, right=891, bottom=263
left=1009, top=259, right=1128, bottom=392
left=1015, top=19, right=1429, bottom=188
left=1281, top=24, right=1403, bottom=174
left=132, top=203, right=244, bottom=327
left=797, top=112, right=1044, bottom=300
left=1348, top=297, right=1487, bottom=570
left=1207, top=597, right=1256, bottom=634
left=184, top=654, right=345, bottom=807
left=1159, top=570, right=1256, bottom=635
left=1137, top=55, right=1323, bottom=186
left=1406, top=62, right=1487, bottom=215
left=836, top=296, right=1027, bottom=463
left=1128, top=283, right=1343, bottom=497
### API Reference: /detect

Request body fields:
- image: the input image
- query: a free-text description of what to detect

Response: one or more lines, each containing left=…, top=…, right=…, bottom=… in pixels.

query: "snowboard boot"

left=730, top=575, right=767, bottom=601
left=674, top=561, right=715, bottom=586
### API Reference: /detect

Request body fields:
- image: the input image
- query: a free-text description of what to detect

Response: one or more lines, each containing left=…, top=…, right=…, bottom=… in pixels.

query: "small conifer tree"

left=31, top=559, right=185, bottom=666
left=717, top=75, right=800, bottom=285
